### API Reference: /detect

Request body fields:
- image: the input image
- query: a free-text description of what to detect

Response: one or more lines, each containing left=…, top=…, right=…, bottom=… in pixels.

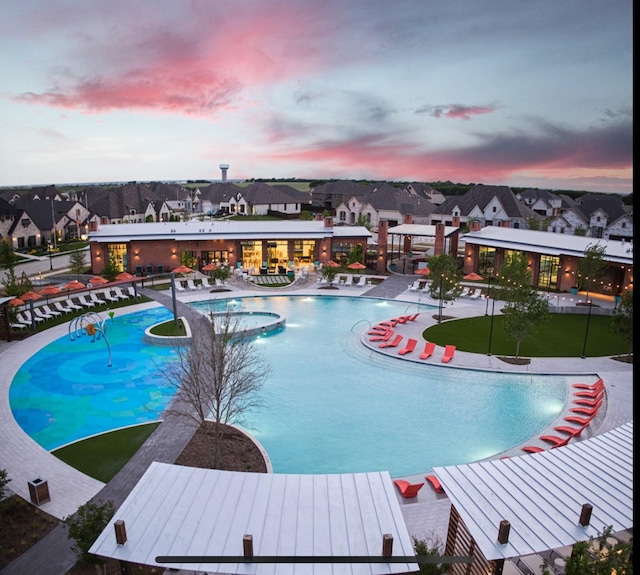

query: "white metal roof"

left=463, top=227, right=633, bottom=264
left=89, top=463, right=417, bottom=574
left=89, top=220, right=371, bottom=243
left=432, top=422, right=633, bottom=561
left=387, top=224, right=459, bottom=238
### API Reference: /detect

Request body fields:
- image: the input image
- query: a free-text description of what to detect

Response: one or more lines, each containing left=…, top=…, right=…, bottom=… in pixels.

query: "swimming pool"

left=10, top=296, right=568, bottom=476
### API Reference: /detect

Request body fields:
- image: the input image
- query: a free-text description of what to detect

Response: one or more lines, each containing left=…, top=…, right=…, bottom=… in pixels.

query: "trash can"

left=28, top=478, right=50, bottom=505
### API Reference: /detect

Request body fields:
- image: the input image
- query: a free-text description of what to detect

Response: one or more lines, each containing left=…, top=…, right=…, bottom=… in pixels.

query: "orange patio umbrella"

left=115, top=272, right=134, bottom=281
left=324, top=260, right=340, bottom=267
left=62, top=280, right=85, bottom=291
left=202, top=262, right=218, bottom=271
left=172, top=265, right=193, bottom=274
left=463, top=272, right=483, bottom=281
left=415, top=267, right=431, bottom=276
left=9, top=297, right=24, bottom=307
left=20, top=290, right=42, bottom=301
left=38, top=285, right=62, bottom=303
left=347, top=261, right=367, bottom=270
left=89, top=276, right=109, bottom=285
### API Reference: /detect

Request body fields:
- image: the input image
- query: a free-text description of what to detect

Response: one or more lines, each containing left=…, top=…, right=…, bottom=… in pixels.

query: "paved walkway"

left=0, top=273, right=632, bottom=574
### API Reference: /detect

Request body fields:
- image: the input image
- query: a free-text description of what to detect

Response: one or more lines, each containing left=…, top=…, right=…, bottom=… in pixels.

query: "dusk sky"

left=0, top=1, right=632, bottom=194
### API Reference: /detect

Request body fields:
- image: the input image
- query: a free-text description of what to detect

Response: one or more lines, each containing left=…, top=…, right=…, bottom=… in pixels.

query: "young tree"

left=347, top=244, right=363, bottom=265
left=64, top=499, right=115, bottom=572
left=577, top=244, right=607, bottom=303
left=159, top=310, right=270, bottom=468
left=492, top=252, right=532, bottom=305
left=100, top=252, right=120, bottom=282
left=501, top=289, right=550, bottom=359
left=68, top=249, right=87, bottom=279
left=611, top=289, right=633, bottom=360
left=0, top=468, right=10, bottom=499
left=425, top=254, right=462, bottom=322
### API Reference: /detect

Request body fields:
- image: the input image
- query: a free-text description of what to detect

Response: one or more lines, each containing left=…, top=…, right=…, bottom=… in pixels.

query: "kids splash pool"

left=10, top=295, right=568, bottom=477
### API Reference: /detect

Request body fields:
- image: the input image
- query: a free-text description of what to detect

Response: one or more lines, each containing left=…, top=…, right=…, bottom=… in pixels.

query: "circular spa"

left=9, top=296, right=568, bottom=477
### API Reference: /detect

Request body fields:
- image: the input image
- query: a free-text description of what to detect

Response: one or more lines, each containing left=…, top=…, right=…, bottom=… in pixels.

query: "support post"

left=579, top=503, right=593, bottom=526
left=382, top=533, right=393, bottom=557
left=243, top=534, right=254, bottom=558
left=497, top=520, right=511, bottom=544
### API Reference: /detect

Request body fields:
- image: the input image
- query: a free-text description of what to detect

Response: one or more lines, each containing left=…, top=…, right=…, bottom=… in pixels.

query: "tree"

left=412, top=535, right=450, bottom=575
left=347, top=244, right=363, bottom=265
left=501, top=289, right=550, bottom=358
left=611, top=289, right=633, bottom=359
left=426, top=254, right=462, bottom=322
left=577, top=244, right=607, bottom=302
left=64, top=499, right=115, bottom=571
left=492, top=252, right=532, bottom=305
left=68, top=249, right=87, bottom=279
left=159, top=309, right=270, bottom=468
left=541, top=527, right=632, bottom=575
left=0, top=468, right=10, bottom=499
left=321, top=266, right=338, bottom=284
left=100, top=252, right=120, bottom=282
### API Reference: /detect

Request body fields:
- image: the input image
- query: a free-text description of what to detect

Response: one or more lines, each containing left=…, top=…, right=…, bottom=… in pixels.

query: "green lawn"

left=52, top=423, right=160, bottom=482
left=423, top=313, right=628, bottom=358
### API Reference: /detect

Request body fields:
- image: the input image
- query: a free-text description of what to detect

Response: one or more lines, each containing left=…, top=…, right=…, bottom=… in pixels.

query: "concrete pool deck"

left=0, top=273, right=632, bottom=574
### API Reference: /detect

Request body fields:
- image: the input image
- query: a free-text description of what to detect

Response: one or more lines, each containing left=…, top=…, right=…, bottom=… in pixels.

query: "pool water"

left=10, top=296, right=568, bottom=476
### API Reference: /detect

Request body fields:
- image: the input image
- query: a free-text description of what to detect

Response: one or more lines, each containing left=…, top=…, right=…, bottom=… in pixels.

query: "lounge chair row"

left=393, top=474, right=445, bottom=499
left=12, top=288, right=135, bottom=327
left=521, top=379, right=605, bottom=453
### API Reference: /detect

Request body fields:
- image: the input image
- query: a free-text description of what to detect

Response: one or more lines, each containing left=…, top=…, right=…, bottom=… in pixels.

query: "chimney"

left=88, top=220, right=99, bottom=232
left=452, top=216, right=460, bottom=228
left=434, top=223, right=445, bottom=256
left=469, top=220, right=482, bottom=232
left=403, top=214, right=413, bottom=225
left=324, top=216, right=333, bottom=228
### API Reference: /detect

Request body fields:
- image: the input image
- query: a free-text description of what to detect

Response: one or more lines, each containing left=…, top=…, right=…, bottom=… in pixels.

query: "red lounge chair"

left=393, top=479, right=424, bottom=498
left=554, top=422, right=591, bottom=437
left=407, top=313, right=420, bottom=321
left=380, top=334, right=403, bottom=349
left=540, top=435, right=571, bottom=447
left=441, top=344, right=456, bottom=363
left=394, top=316, right=409, bottom=324
left=522, top=445, right=545, bottom=453
left=425, top=474, right=444, bottom=494
left=367, top=328, right=389, bottom=335
left=420, top=342, right=436, bottom=360
left=574, top=387, right=605, bottom=398
left=573, top=395, right=604, bottom=407
left=572, top=378, right=603, bottom=390
left=570, top=402, right=602, bottom=416
left=370, top=330, right=394, bottom=342
left=398, top=338, right=417, bottom=355
left=564, top=414, right=596, bottom=426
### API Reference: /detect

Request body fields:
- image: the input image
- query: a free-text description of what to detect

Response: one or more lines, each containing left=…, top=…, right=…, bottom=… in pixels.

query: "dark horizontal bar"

left=155, top=555, right=474, bottom=564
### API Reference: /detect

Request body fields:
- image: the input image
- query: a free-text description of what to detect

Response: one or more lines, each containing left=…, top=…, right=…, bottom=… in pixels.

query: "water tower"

left=219, top=163, right=229, bottom=182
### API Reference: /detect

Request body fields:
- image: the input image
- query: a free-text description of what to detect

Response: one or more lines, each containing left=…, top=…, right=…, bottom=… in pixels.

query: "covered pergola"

left=432, top=422, right=633, bottom=574
left=90, top=463, right=419, bottom=574
left=386, top=224, right=460, bottom=273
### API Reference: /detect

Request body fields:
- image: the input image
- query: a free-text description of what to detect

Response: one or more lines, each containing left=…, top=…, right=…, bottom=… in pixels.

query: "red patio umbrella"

left=324, top=260, right=340, bottom=268
left=89, top=276, right=109, bottom=285
left=62, top=280, right=85, bottom=291
left=347, top=262, right=367, bottom=270
left=202, top=262, right=218, bottom=272
left=9, top=297, right=24, bottom=307
left=115, top=272, right=135, bottom=281
left=463, top=272, right=483, bottom=281
left=20, top=290, right=42, bottom=301
left=172, top=265, right=193, bottom=274
left=38, top=285, right=62, bottom=303
left=415, top=267, right=431, bottom=276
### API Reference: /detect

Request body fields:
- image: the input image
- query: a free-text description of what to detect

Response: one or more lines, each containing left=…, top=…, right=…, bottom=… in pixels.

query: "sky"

left=0, top=1, right=633, bottom=194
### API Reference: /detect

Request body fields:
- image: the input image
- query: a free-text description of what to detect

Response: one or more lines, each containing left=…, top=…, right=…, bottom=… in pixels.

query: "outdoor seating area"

left=521, top=379, right=604, bottom=454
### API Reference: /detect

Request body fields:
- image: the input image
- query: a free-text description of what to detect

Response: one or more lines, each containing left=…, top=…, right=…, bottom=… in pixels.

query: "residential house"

left=429, top=184, right=542, bottom=229
left=545, top=193, right=633, bottom=240
left=201, top=182, right=308, bottom=217
left=516, top=188, right=564, bottom=217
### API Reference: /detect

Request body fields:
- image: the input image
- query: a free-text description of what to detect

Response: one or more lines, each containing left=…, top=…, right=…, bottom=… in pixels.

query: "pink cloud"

left=415, top=104, right=496, bottom=120
left=13, top=3, right=332, bottom=116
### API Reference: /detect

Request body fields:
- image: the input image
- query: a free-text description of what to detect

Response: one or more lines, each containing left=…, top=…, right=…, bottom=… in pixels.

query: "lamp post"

left=438, top=274, right=444, bottom=323
left=580, top=300, right=593, bottom=359
left=487, top=297, right=496, bottom=356
left=48, top=243, right=53, bottom=271
left=484, top=276, right=493, bottom=316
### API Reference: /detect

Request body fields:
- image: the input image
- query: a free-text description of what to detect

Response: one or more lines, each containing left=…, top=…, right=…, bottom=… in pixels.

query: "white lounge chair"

left=127, top=286, right=137, bottom=298
left=33, top=306, right=54, bottom=320
left=15, top=312, right=34, bottom=326
left=174, top=282, right=186, bottom=292
left=21, top=310, right=45, bottom=323
left=200, top=277, right=212, bottom=289
left=113, top=287, right=130, bottom=300
left=54, top=301, right=73, bottom=314
left=65, top=299, right=83, bottom=311
left=468, top=288, right=482, bottom=300
left=78, top=295, right=95, bottom=308
left=89, top=292, right=106, bottom=305
left=186, top=279, right=200, bottom=290
left=42, top=304, right=62, bottom=317
left=215, top=278, right=226, bottom=287
left=344, top=275, right=353, bottom=287
left=459, top=286, right=471, bottom=297
left=356, top=276, right=367, bottom=288
left=10, top=321, right=28, bottom=330
left=408, top=280, right=421, bottom=292
left=101, top=289, right=119, bottom=303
